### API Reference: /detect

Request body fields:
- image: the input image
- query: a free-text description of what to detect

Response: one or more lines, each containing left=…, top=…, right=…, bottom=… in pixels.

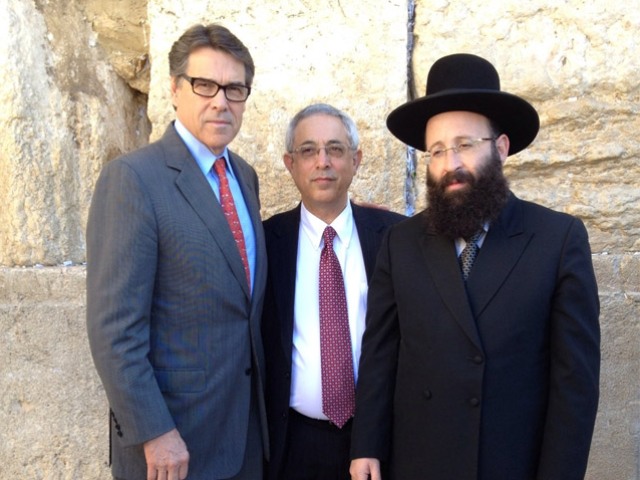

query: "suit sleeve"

left=350, top=228, right=400, bottom=462
left=537, top=217, right=600, bottom=479
left=86, top=159, right=175, bottom=447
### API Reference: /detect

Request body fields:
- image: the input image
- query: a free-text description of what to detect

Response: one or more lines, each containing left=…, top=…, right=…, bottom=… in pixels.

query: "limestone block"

left=0, top=267, right=110, bottom=479
left=147, top=0, right=409, bottom=219
left=78, top=0, right=151, bottom=93
left=589, top=254, right=640, bottom=480
left=411, top=1, right=640, bottom=252
left=0, top=0, right=150, bottom=267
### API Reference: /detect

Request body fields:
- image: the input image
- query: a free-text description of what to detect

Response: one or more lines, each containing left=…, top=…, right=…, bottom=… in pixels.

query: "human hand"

left=143, top=428, right=189, bottom=480
left=350, top=457, right=381, bottom=480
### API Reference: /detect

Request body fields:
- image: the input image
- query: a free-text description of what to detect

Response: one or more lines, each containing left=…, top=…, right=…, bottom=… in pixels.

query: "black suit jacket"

left=261, top=202, right=405, bottom=479
left=350, top=193, right=600, bottom=480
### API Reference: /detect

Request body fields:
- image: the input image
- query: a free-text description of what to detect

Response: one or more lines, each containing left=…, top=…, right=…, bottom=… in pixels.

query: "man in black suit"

left=350, top=54, right=600, bottom=480
left=262, top=103, right=404, bottom=480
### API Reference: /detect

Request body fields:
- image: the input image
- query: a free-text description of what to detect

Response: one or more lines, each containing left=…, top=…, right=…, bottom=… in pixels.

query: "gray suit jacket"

left=86, top=124, right=268, bottom=479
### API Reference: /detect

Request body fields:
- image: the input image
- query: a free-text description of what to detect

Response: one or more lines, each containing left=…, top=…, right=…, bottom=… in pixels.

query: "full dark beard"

left=424, top=149, right=510, bottom=239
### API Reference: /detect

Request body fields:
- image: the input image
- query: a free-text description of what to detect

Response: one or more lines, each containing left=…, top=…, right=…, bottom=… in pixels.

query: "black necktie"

left=460, top=230, right=483, bottom=281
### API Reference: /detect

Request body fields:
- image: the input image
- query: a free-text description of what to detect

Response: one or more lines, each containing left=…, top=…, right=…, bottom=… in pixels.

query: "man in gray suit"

left=86, top=24, right=267, bottom=480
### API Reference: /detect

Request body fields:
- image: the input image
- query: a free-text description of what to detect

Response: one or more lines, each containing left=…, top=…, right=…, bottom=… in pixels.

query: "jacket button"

left=281, top=411, right=288, bottom=419
left=473, top=355, right=483, bottom=364
left=245, top=367, right=252, bottom=376
left=423, top=389, right=432, bottom=399
left=469, top=397, right=480, bottom=407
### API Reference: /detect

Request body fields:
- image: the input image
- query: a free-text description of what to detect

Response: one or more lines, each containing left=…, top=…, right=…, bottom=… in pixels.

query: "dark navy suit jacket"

left=261, top=202, right=404, bottom=479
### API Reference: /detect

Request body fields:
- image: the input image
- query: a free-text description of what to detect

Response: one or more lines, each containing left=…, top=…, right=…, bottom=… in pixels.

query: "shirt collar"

left=300, top=200, right=354, bottom=250
left=174, top=118, right=230, bottom=175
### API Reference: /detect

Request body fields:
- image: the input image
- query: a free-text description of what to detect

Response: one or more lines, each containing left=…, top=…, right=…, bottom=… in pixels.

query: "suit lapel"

left=421, top=229, right=483, bottom=350
left=163, top=126, right=251, bottom=300
left=269, top=207, right=302, bottom=361
left=466, top=194, right=532, bottom=318
left=228, top=151, right=266, bottom=303
left=352, top=203, right=382, bottom=280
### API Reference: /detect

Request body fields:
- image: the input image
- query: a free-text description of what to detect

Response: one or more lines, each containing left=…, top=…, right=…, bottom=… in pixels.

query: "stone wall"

left=1, top=0, right=638, bottom=478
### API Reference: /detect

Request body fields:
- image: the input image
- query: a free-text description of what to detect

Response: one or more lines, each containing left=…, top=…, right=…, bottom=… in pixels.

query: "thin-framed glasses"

left=180, top=74, right=251, bottom=102
left=290, top=143, right=354, bottom=160
left=425, top=137, right=495, bottom=161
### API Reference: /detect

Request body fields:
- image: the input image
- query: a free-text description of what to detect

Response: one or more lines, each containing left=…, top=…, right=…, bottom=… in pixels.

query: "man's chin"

left=443, top=184, right=470, bottom=203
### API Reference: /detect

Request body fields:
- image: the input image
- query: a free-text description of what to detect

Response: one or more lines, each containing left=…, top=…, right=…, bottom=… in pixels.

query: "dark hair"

left=168, top=24, right=255, bottom=86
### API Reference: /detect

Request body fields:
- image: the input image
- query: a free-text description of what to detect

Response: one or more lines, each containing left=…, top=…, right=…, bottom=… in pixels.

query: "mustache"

left=441, top=169, right=475, bottom=188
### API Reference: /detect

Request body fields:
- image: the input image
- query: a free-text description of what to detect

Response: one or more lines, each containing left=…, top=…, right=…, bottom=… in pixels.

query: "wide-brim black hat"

left=387, top=53, right=540, bottom=155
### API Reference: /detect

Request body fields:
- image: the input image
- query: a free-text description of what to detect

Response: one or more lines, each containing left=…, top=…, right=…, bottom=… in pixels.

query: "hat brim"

left=386, top=89, right=540, bottom=155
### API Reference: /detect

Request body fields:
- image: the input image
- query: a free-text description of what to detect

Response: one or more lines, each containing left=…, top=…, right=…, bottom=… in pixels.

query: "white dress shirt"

left=289, top=201, right=368, bottom=420
left=455, top=223, right=489, bottom=256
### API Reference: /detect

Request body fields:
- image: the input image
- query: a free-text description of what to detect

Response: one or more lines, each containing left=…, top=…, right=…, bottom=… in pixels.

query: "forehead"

left=425, top=111, right=492, bottom=141
left=294, top=114, right=348, bottom=143
left=186, top=47, right=246, bottom=80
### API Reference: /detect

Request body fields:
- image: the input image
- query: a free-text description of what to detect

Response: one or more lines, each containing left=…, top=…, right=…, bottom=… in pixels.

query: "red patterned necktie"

left=319, top=226, right=355, bottom=428
left=213, top=158, right=251, bottom=289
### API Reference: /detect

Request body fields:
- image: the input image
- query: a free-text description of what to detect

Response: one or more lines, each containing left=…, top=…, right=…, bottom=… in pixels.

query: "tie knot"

left=213, top=157, right=226, bottom=175
left=323, top=226, right=337, bottom=247
left=465, top=230, right=483, bottom=245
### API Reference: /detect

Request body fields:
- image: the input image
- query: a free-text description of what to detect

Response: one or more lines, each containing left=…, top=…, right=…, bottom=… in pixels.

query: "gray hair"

left=285, top=103, right=360, bottom=153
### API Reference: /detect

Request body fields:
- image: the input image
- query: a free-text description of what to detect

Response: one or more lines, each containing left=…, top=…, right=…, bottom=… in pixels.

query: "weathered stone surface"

left=0, top=0, right=638, bottom=479
left=0, top=0, right=150, bottom=267
left=1, top=267, right=110, bottom=479
left=411, top=1, right=640, bottom=253
left=78, top=0, right=151, bottom=93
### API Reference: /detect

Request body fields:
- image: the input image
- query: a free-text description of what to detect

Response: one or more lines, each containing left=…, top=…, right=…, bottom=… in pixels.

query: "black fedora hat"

left=386, top=53, right=540, bottom=155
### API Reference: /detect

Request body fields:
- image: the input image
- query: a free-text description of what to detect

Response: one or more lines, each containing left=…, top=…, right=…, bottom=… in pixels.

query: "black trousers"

left=279, top=409, right=352, bottom=480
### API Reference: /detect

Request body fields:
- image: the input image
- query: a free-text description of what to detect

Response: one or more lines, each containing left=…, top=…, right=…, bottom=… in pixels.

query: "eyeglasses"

left=290, top=143, right=354, bottom=160
left=180, top=74, right=251, bottom=102
left=425, top=137, right=495, bottom=161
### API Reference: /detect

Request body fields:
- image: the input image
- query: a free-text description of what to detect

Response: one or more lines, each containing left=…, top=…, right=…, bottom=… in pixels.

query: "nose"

left=208, top=89, right=229, bottom=109
left=315, top=148, right=331, bottom=167
left=441, top=147, right=463, bottom=173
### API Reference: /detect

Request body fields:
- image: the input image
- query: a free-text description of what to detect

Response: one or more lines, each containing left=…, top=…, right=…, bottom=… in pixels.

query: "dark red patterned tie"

left=213, top=158, right=250, bottom=289
left=319, top=226, right=355, bottom=428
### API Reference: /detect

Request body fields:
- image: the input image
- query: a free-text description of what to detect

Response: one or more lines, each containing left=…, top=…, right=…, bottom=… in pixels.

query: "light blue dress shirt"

left=174, top=119, right=256, bottom=291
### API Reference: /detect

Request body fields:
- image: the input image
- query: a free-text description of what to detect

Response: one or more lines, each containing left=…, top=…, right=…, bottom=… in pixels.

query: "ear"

left=495, top=134, right=510, bottom=163
left=353, top=149, right=363, bottom=172
left=283, top=152, right=294, bottom=173
left=170, top=76, right=180, bottom=109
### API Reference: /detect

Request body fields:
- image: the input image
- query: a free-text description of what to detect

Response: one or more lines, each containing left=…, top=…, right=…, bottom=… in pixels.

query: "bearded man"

left=349, top=54, right=600, bottom=480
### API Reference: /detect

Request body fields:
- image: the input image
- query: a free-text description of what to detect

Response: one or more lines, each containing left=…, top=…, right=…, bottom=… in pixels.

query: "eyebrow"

left=297, top=139, right=345, bottom=146
left=187, top=75, right=247, bottom=86
left=427, top=135, right=488, bottom=149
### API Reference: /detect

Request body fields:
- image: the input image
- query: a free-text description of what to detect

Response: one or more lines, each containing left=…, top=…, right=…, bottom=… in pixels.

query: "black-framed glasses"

left=180, top=74, right=251, bottom=102
left=290, top=143, right=354, bottom=160
left=426, top=137, right=495, bottom=161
